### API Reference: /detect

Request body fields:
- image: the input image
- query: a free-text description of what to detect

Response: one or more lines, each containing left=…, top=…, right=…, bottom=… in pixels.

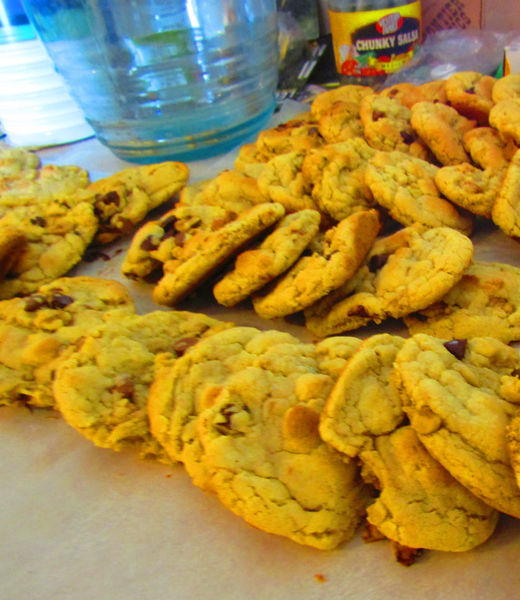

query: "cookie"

left=410, top=101, right=476, bottom=165
left=365, top=150, right=474, bottom=234
left=462, top=126, right=517, bottom=171
left=234, top=143, right=269, bottom=179
left=360, top=425, right=498, bottom=552
left=444, top=71, right=495, bottom=125
left=370, top=225, right=474, bottom=318
left=305, top=225, right=474, bottom=336
left=317, top=100, right=366, bottom=144
left=121, top=203, right=238, bottom=281
left=404, top=261, right=520, bottom=343
left=0, top=146, right=40, bottom=179
left=152, top=202, right=285, bottom=307
left=393, top=333, right=520, bottom=517
left=86, top=161, right=189, bottom=245
left=310, top=84, right=373, bottom=121
left=507, top=410, right=520, bottom=489
left=379, top=82, right=427, bottom=109
left=308, top=137, right=377, bottom=221
left=252, top=209, right=381, bottom=319
left=256, top=151, right=318, bottom=213
left=0, top=276, right=136, bottom=409
left=148, top=326, right=370, bottom=549
left=0, top=163, right=90, bottom=216
left=304, top=264, right=387, bottom=338
left=491, top=73, right=520, bottom=103
left=0, top=197, right=99, bottom=299
left=491, top=148, right=520, bottom=239
left=434, top=162, right=503, bottom=219
left=488, top=99, right=520, bottom=146
left=319, top=334, right=406, bottom=458
left=360, top=94, right=429, bottom=158
left=213, top=209, right=321, bottom=307
left=416, top=79, right=448, bottom=104
left=53, top=310, right=232, bottom=463
left=179, top=169, right=266, bottom=214
left=314, top=335, right=362, bottom=380
left=255, top=115, right=323, bottom=158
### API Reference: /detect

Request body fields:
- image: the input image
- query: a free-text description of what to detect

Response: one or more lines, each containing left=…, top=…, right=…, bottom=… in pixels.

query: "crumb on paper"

left=314, top=573, right=326, bottom=583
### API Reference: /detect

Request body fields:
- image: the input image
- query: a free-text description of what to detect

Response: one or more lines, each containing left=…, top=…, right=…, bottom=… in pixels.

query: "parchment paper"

left=2, top=103, right=520, bottom=600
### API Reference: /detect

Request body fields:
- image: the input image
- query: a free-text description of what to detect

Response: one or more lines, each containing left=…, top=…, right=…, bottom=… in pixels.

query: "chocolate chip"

left=30, top=216, right=46, bottom=227
left=465, top=86, right=476, bottom=95
left=111, top=377, right=135, bottom=400
left=116, top=217, right=134, bottom=235
left=443, top=339, right=467, bottom=360
left=140, top=235, right=159, bottom=251
left=101, top=191, right=120, bottom=206
left=24, top=294, right=47, bottom=312
left=161, top=215, right=178, bottom=229
left=392, top=542, right=424, bottom=567
left=400, top=131, right=416, bottom=145
left=174, top=231, right=186, bottom=246
left=211, top=218, right=231, bottom=231
left=372, top=110, right=386, bottom=121
left=214, top=403, right=249, bottom=435
left=349, top=305, right=369, bottom=318
left=50, top=293, right=74, bottom=309
left=369, top=253, right=389, bottom=272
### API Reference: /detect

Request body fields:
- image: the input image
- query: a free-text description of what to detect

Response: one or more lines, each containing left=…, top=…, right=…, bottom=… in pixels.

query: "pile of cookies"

left=3, top=71, right=520, bottom=565
left=0, top=145, right=188, bottom=299
left=121, top=72, right=520, bottom=344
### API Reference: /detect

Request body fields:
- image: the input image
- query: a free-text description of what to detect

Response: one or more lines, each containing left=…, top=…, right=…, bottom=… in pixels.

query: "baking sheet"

left=2, top=103, right=520, bottom=600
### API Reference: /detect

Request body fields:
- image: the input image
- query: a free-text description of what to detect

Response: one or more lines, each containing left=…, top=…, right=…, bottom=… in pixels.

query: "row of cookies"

left=5, top=276, right=520, bottom=563
left=0, top=145, right=189, bottom=299
left=122, top=188, right=520, bottom=345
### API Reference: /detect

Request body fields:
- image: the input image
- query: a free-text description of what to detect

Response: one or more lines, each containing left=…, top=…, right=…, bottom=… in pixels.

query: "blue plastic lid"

left=0, top=0, right=36, bottom=44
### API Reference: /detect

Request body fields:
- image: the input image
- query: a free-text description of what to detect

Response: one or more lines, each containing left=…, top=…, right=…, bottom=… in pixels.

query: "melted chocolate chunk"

left=24, top=294, right=46, bottom=312
left=100, top=190, right=120, bottom=205
left=50, top=293, right=74, bottom=309
left=372, top=110, right=386, bottom=121
left=443, top=339, right=467, bottom=360
left=140, top=235, right=159, bottom=251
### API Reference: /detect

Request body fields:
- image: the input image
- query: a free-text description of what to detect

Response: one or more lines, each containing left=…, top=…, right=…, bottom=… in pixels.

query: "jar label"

left=329, top=1, right=422, bottom=79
